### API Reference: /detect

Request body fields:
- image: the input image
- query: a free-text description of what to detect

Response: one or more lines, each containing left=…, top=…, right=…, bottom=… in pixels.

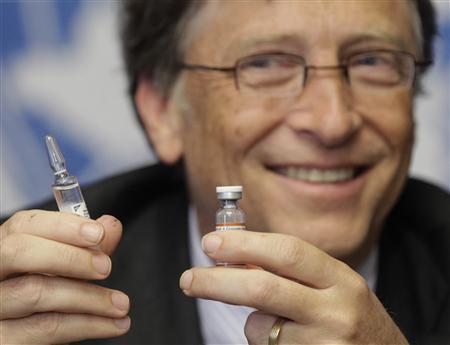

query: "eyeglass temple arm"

left=415, top=60, right=433, bottom=70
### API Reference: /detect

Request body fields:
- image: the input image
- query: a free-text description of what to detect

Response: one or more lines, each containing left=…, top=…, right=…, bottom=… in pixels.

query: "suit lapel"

left=138, top=185, right=203, bottom=344
left=376, top=211, right=448, bottom=341
left=96, top=172, right=204, bottom=344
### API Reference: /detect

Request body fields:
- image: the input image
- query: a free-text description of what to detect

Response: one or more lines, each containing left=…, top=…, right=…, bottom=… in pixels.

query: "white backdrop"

left=1, top=1, right=449, bottom=216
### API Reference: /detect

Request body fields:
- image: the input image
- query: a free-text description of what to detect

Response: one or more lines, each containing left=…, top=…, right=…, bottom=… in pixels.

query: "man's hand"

left=180, top=230, right=407, bottom=344
left=0, top=210, right=130, bottom=344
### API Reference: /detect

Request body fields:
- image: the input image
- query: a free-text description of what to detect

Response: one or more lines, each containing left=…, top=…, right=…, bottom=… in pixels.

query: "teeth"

left=280, top=167, right=355, bottom=183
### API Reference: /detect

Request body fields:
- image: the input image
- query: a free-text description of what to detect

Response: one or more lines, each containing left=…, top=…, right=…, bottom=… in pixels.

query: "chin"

left=262, top=210, right=375, bottom=265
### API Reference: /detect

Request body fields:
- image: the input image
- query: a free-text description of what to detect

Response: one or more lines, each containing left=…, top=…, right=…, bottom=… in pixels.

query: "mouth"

left=270, top=166, right=369, bottom=184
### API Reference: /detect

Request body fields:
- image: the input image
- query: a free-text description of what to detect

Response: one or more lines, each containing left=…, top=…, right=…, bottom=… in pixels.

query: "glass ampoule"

left=215, top=185, right=246, bottom=267
left=45, top=135, right=90, bottom=218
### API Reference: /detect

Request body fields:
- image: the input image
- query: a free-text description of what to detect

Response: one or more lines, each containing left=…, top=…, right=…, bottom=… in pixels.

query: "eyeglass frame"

left=178, top=49, right=433, bottom=94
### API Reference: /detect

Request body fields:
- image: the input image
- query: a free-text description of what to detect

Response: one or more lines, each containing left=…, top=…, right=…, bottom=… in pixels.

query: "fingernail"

left=114, top=316, right=131, bottom=330
left=92, top=254, right=111, bottom=275
left=201, top=234, right=222, bottom=253
left=109, top=216, right=120, bottom=228
left=179, top=270, right=193, bottom=290
left=99, top=215, right=120, bottom=228
left=111, top=291, right=129, bottom=311
left=80, top=223, right=104, bottom=244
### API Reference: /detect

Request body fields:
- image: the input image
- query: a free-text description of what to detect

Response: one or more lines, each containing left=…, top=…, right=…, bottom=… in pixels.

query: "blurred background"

left=1, top=1, right=449, bottom=216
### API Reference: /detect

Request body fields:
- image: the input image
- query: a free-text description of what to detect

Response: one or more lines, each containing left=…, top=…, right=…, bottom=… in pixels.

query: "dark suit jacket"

left=15, top=164, right=450, bottom=344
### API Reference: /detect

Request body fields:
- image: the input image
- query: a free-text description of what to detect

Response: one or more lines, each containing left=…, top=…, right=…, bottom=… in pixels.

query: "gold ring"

left=268, top=317, right=287, bottom=345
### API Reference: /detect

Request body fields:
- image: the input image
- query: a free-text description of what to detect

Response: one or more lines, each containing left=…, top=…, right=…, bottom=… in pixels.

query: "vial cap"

left=216, top=186, right=243, bottom=193
left=216, top=185, right=243, bottom=200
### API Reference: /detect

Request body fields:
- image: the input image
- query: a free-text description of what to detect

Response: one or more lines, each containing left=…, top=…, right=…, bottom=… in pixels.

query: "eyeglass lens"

left=236, top=51, right=414, bottom=98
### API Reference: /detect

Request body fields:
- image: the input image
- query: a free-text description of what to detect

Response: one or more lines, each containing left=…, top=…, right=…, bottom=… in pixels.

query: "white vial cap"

left=216, top=186, right=243, bottom=193
left=216, top=185, right=243, bottom=200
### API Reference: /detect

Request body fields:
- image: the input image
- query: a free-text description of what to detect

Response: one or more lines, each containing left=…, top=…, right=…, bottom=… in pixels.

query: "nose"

left=285, top=69, right=362, bottom=148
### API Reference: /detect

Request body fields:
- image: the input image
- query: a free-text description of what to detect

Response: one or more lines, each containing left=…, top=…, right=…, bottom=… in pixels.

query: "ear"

left=134, top=78, right=183, bottom=164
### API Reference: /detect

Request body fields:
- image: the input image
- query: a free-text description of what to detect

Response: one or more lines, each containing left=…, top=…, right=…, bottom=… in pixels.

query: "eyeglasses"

left=179, top=50, right=432, bottom=98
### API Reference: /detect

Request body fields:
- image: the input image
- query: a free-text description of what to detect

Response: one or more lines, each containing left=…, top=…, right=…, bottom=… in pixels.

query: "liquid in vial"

left=53, top=179, right=89, bottom=218
left=215, top=185, right=246, bottom=267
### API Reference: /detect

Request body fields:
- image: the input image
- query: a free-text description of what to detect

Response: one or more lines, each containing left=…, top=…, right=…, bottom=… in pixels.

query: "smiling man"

left=156, top=1, right=421, bottom=267
left=1, top=0, right=449, bottom=344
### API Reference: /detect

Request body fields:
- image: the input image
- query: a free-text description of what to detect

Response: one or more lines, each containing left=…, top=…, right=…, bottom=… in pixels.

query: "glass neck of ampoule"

left=54, top=171, right=77, bottom=186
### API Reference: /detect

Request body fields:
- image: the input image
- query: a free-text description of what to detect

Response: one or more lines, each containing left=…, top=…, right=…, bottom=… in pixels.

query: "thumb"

left=95, top=215, right=123, bottom=256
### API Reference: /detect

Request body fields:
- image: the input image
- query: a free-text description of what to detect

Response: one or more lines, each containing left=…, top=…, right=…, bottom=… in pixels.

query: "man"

left=1, top=0, right=449, bottom=344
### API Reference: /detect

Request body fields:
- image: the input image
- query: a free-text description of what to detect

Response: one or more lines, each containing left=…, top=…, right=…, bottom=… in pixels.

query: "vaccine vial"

left=52, top=175, right=90, bottom=218
left=45, top=135, right=90, bottom=218
left=215, top=185, right=246, bottom=267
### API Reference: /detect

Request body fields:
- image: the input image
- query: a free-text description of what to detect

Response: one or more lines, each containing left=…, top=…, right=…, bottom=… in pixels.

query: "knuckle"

left=277, top=239, right=305, bottom=269
left=0, top=233, right=28, bottom=273
left=23, top=312, right=62, bottom=339
left=60, top=245, right=80, bottom=267
left=328, top=276, right=371, bottom=340
left=350, top=274, right=371, bottom=301
left=250, top=273, right=278, bottom=307
left=0, top=319, right=22, bottom=344
left=0, top=320, right=11, bottom=342
left=6, top=210, right=35, bottom=235
left=337, top=311, right=361, bottom=340
left=235, top=233, right=251, bottom=255
left=11, top=274, right=48, bottom=310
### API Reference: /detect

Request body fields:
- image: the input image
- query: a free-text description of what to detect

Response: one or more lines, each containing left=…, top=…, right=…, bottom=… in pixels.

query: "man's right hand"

left=0, top=210, right=130, bottom=344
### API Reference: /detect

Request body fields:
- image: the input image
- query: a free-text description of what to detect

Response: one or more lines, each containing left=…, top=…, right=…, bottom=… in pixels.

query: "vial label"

left=60, top=202, right=90, bottom=218
left=215, top=223, right=246, bottom=231
left=215, top=223, right=247, bottom=268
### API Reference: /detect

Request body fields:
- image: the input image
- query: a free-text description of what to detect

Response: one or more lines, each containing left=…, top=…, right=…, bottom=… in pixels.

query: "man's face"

left=171, top=0, right=418, bottom=264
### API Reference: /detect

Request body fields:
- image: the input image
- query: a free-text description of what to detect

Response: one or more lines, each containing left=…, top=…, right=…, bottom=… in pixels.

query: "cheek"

left=357, top=91, right=414, bottom=152
left=358, top=92, right=414, bottom=231
left=180, top=76, right=234, bottom=160
left=181, top=75, right=287, bottom=163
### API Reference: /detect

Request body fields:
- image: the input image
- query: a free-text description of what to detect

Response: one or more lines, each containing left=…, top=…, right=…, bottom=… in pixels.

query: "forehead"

left=183, top=0, right=418, bottom=62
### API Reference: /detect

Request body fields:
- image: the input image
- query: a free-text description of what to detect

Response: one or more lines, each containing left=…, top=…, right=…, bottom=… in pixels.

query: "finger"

left=95, top=215, right=122, bottom=256
left=244, top=312, right=281, bottom=345
left=180, top=267, right=322, bottom=324
left=201, top=230, right=346, bottom=288
left=1, top=312, right=130, bottom=344
left=1, top=274, right=129, bottom=319
left=1, top=233, right=111, bottom=281
left=245, top=311, right=317, bottom=345
left=3, top=210, right=106, bottom=248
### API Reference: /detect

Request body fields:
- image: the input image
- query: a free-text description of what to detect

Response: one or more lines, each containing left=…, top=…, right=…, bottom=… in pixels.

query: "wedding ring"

left=268, top=317, right=287, bottom=345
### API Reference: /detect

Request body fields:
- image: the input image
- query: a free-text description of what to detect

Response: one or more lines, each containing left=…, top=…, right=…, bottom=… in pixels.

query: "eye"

left=237, top=54, right=304, bottom=92
left=351, top=52, right=395, bottom=67
left=241, top=56, right=277, bottom=69
left=349, top=51, right=405, bottom=86
left=356, top=56, right=380, bottom=65
left=240, top=54, right=302, bottom=72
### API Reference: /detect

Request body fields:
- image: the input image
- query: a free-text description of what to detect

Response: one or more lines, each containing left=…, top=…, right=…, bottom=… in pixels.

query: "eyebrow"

left=339, top=34, right=408, bottom=52
left=233, top=33, right=307, bottom=53
left=233, top=31, right=408, bottom=57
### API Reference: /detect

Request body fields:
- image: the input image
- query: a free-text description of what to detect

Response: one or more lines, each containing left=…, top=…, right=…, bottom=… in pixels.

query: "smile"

left=273, top=166, right=367, bottom=184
